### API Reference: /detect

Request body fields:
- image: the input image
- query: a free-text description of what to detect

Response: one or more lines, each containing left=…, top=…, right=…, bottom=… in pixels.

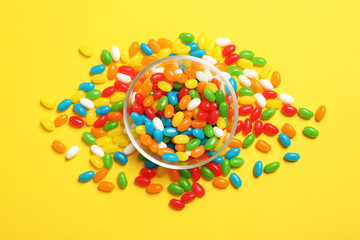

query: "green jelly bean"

left=201, top=166, right=215, bottom=180
left=264, top=162, right=280, bottom=173
left=252, top=57, right=267, bottom=66
left=179, top=169, right=192, bottom=179
left=174, top=103, right=181, bottom=111
left=103, top=121, right=119, bottom=131
left=239, top=50, right=255, bottom=59
left=117, top=172, right=128, bottom=188
left=261, top=108, right=276, bottom=119
left=173, top=82, right=185, bottom=90
left=224, top=117, right=229, bottom=127
left=243, top=134, right=255, bottom=147
left=204, top=124, right=214, bottom=137
left=82, top=132, right=96, bottom=145
left=102, top=49, right=112, bottom=64
left=205, top=136, right=217, bottom=150
left=179, top=33, right=195, bottom=43
left=158, top=96, right=168, bottom=111
left=189, top=89, right=200, bottom=99
left=204, top=88, right=216, bottom=102
left=230, top=158, right=244, bottom=168
left=163, top=136, right=171, bottom=143
left=238, top=87, right=254, bottom=96
left=86, top=89, right=101, bottom=100
left=219, top=102, right=229, bottom=117
left=298, top=108, right=314, bottom=119
left=303, top=126, right=319, bottom=138
left=137, top=154, right=147, bottom=161
left=168, top=183, right=185, bottom=195
left=111, top=101, right=124, bottom=111
left=221, top=159, right=231, bottom=175
left=227, top=66, right=242, bottom=76
left=186, top=138, right=201, bottom=150
left=103, top=153, right=113, bottom=169
left=178, top=177, right=192, bottom=191
left=215, top=89, right=225, bottom=104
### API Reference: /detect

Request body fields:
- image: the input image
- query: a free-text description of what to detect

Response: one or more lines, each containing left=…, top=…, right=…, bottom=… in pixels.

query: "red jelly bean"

left=169, top=198, right=185, bottom=210
left=144, top=106, right=156, bottom=119
left=225, top=94, right=234, bottom=106
left=242, top=118, right=252, bottom=135
left=69, top=116, right=84, bottom=128
left=192, top=182, right=205, bottom=197
left=281, top=105, right=298, bottom=116
left=222, top=44, right=236, bottom=57
left=197, top=111, right=209, bottom=121
left=135, top=176, right=151, bottom=187
left=140, top=168, right=156, bottom=179
left=253, top=120, right=263, bottom=137
left=250, top=107, right=262, bottom=122
left=131, top=104, right=144, bottom=115
left=224, top=54, right=240, bottom=65
left=211, top=78, right=221, bottom=89
left=190, top=167, right=201, bottom=182
left=114, top=81, right=129, bottom=92
left=239, top=105, right=254, bottom=115
left=102, top=86, right=116, bottom=97
left=209, top=102, right=218, bottom=111
left=263, top=123, right=279, bottom=136
left=93, top=115, right=108, bottom=128
left=137, top=74, right=146, bottom=83
left=152, top=90, right=166, bottom=100
left=118, top=66, right=134, bottom=75
left=262, top=90, right=278, bottom=99
left=205, top=162, right=222, bottom=176
left=227, top=106, right=234, bottom=119
left=181, top=192, right=196, bottom=203
left=178, top=88, right=189, bottom=101
left=199, top=100, right=211, bottom=111
left=150, top=73, right=165, bottom=83
left=135, top=93, right=145, bottom=105
left=208, top=110, right=219, bottom=125
left=157, top=110, right=164, bottom=118
left=235, top=120, right=243, bottom=134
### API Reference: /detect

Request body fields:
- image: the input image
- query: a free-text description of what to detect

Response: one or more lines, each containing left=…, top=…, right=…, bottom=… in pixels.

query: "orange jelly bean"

left=147, top=39, right=160, bottom=53
left=271, top=71, right=281, bottom=87
left=214, top=63, right=227, bottom=71
left=179, top=95, right=191, bottom=110
left=184, top=67, right=196, bottom=79
left=175, top=73, right=188, bottom=83
left=164, top=104, right=174, bottom=118
left=282, top=123, right=296, bottom=138
left=146, top=183, right=163, bottom=194
left=177, top=118, right=191, bottom=132
left=143, top=96, right=154, bottom=107
left=169, top=169, right=181, bottom=182
left=141, top=82, right=153, bottom=97
left=141, top=56, right=157, bottom=65
left=183, top=110, right=193, bottom=119
left=213, top=177, right=229, bottom=189
left=196, top=81, right=206, bottom=93
left=256, top=140, right=272, bottom=152
left=191, top=61, right=205, bottom=71
left=129, top=41, right=140, bottom=58
left=107, top=111, right=122, bottom=121
left=94, top=168, right=109, bottom=183
left=175, top=144, right=186, bottom=152
left=191, top=120, right=207, bottom=128
left=315, top=105, right=326, bottom=122
left=91, top=127, right=107, bottom=138
left=229, top=138, right=242, bottom=148
left=164, top=68, right=175, bottom=82
left=158, top=38, right=172, bottom=48
left=191, top=145, right=205, bottom=158
left=52, top=140, right=66, bottom=153
left=54, top=114, right=68, bottom=127
left=133, top=81, right=142, bottom=91
left=140, top=134, right=152, bottom=146
left=149, top=140, right=159, bottom=153
left=107, top=63, right=117, bottom=80
left=158, top=148, right=175, bottom=156
left=98, top=181, right=114, bottom=192
left=250, top=79, right=263, bottom=93
left=133, top=65, right=145, bottom=73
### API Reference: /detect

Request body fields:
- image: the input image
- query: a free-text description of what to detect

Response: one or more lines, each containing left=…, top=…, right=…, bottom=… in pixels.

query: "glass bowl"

left=123, top=55, right=238, bottom=169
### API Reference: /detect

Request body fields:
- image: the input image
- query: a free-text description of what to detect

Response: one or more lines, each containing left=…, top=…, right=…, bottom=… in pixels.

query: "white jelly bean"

left=238, top=75, right=251, bottom=87
left=279, top=93, right=294, bottom=105
left=243, top=69, right=258, bottom=78
left=187, top=98, right=201, bottom=111
left=215, top=38, right=231, bottom=47
left=202, top=55, right=217, bottom=64
left=204, top=69, right=213, bottom=79
left=259, top=79, right=273, bottom=90
left=174, top=69, right=183, bottom=74
left=221, top=71, right=231, bottom=80
left=66, top=145, right=79, bottom=160
left=158, top=142, right=167, bottom=149
left=153, top=117, right=164, bottom=131
left=152, top=68, right=164, bottom=74
left=124, top=143, right=135, bottom=155
left=185, top=150, right=192, bottom=156
left=110, top=46, right=120, bottom=62
left=255, top=93, right=267, bottom=108
left=213, top=127, right=224, bottom=138
left=80, top=98, right=94, bottom=109
left=116, top=73, right=131, bottom=83
left=91, top=145, right=104, bottom=158
left=196, top=71, right=209, bottom=82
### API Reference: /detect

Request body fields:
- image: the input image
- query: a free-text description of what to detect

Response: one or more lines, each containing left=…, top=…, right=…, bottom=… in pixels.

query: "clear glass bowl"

left=123, top=55, right=238, bottom=169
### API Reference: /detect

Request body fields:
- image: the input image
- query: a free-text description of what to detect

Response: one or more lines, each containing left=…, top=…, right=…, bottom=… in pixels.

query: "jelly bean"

left=256, top=140, right=271, bottom=152
left=190, top=49, right=206, bottom=58
left=139, top=168, right=156, bottom=179
left=259, top=79, right=273, bottom=90
left=185, top=42, right=198, bottom=51
left=86, top=89, right=101, bottom=100
left=229, top=173, right=241, bottom=188
left=263, top=123, right=279, bottom=136
left=200, top=166, right=214, bottom=180
left=221, top=159, right=231, bottom=175
left=173, top=45, right=191, bottom=55
left=177, top=169, right=190, bottom=179
left=243, top=134, right=255, bottom=147
left=205, top=136, right=217, bottom=150
left=239, top=96, right=255, bottom=105
left=239, top=50, right=254, bottom=59
left=102, top=86, right=116, bottom=97
left=82, top=132, right=96, bottom=145
left=124, top=143, right=136, bottom=156
left=192, top=129, right=205, bottom=140
left=252, top=57, right=267, bottom=66
left=279, top=93, right=294, bottom=105
left=242, top=118, right=252, bottom=135
left=255, top=93, right=266, bottom=108
left=79, top=171, right=95, bottom=182
left=239, top=105, right=254, bottom=115
left=250, top=107, right=261, bottom=122
left=216, top=38, right=231, bottom=47
left=73, top=103, right=87, bottom=116
left=186, top=139, right=201, bottom=150
left=69, top=116, right=85, bottom=128
left=298, top=108, right=314, bottom=119
left=279, top=133, right=291, bottom=147
left=93, top=115, right=108, bottom=128
left=79, top=44, right=93, bottom=57
left=213, top=177, right=229, bottom=188
left=315, top=105, right=326, bottom=122
left=225, top=54, right=240, bottom=66
left=187, top=98, right=201, bottom=111
left=230, top=158, right=244, bottom=167
left=192, top=182, right=205, bottom=197
left=281, top=123, right=296, bottom=138
left=80, top=98, right=94, bottom=110
left=96, top=105, right=111, bottom=115
left=303, top=126, right=319, bottom=138
left=262, top=90, right=277, bottom=99
left=282, top=105, right=298, bottom=116
left=146, top=183, right=163, bottom=194
left=91, top=145, right=104, bottom=158
left=169, top=199, right=185, bottom=210
left=70, top=91, right=85, bottom=103
left=91, top=75, right=106, bottom=84
left=90, top=64, right=105, bottom=75
left=135, top=176, right=151, bottom=187
left=169, top=183, right=185, bottom=195
left=140, top=43, right=153, bottom=56
left=118, top=172, right=128, bottom=188
left=179, top=177, right=192, bottom=191
left=235, top=120, right=244, bottom=134
left=93, top=98, right=110, bottom=107
left=284, top=153, right=300, bottom=162
left=238, top=87, right=254, bottom=96
left=264, top=162, right=280, bottom=173
left=101, top=49, right=112, bottom=64
left=41, top=117, right=55, bottom=131
left=131, top=112, right=142, bottom=126
left=254, top=161, right=263, bottom=176
left=271, top=71, right=281, bottom=87
left=173, top=135, right=190, bottom=144
left=114, top=151, right=128, bottom=165
left=90, top=155, right=103, bottom=169
left=40, top=96, right=56, bottom=109
left=225, top=148, right=240, bottom=159
left=253, top=120, right=263, bottom=137
left=222, top=44, right=236, bottom=56
left=94, top=168, right=108, bottom=183
left=162, top=152, right=179, bottom=162
left=179, top=33, right=195, bottom=43
left=261, top=108, right=276, bottom=120
left=57, top=99, right=72, bottom=111
left=110, top=46, right=120, bottom=61
left=98, top=181, right=114, bottom=192
left=52, top=140, right=66, bottom=153
left=103, top=121, right=119, bottom=131
left=208, top=110, right=220, bottom=125
left=204, top=88, right=216, bottom=102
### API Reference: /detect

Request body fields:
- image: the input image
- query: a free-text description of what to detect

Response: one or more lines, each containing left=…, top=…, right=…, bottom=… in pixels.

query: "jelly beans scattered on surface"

left=41, top=33, right=325, bottom=210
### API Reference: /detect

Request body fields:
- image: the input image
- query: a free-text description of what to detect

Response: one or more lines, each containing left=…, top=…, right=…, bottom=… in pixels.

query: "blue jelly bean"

left=163, top=127, right=179, bottom=137
left=284, top=153, right=300, bottom=162
left=213, top=156, right=224, bottom=164
left=144, top=160, right=158, bottom=169
left=162, top=153, right=179, bottom=162
left=140, top=43, right=153, bottom=55
left=181, top=66, right=186, bottom=72
left=190, top=49, right=206, bottom=58
left=114, top=152, right=128, bottom=165
left=141, top=114, right=151, bottom=123
left=145, top=121, right=155, bottom=136
left=279, top=133, right=291, bottom=147
left=192, top=128, right=205, bottom=140
left=177, top=61, right=183, bottom=68
left=254, top=160, right=263, bottom=177
left=79, top=82, right=95, bottom=91
left=180, top=126, right=193, bottom=136
left=225, top=77, right=238, bottom=94
left=57, top=99, right=72, bottom=111
left=153, top=129, right=163, bottom=143
left=186, top=42, right=199, bottom=51
left=207, top=150, right=216, bottom=157
left=167, top=91, right=178, bottom=105
left=230, top=173, right=242, bottom=188
left=169, top=53, right=176, bottom=56
left=161, top=116, right=172, bottom=128
left=225, top=148, right=240, bottom=159
left=73, top=103, right=87, bottom=116
left=200, top=138, right=208, bottom=146
left=78, top=171, right=95, bottom=182
left=95, top=105, right=111, bottom=115
left=90, top=64, right=105, bottom=75
left=167, top=142, right=176, bottom=151
left=131, top=112, right=142, bottom=126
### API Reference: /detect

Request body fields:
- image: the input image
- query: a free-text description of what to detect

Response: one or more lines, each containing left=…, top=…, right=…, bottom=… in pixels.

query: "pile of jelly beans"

left=40, top=33, right=325, bottom=210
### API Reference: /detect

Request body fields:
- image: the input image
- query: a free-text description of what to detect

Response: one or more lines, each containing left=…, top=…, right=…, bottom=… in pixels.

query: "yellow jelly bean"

left=96, top=136, right=113, bottom=147
left=70, top=91, right=85, bottom=103
left=110, top=92, right=125, bottom=102
left=103, top=144, right=120, bottom=153
left=157, top=48, right=171, bottom=59
left=206, top=83, right=218, bottom=93
left=185, top=79, right=198, bottom=89
left=176, top=151, right=189, bottom=161
left=86, top=109, right=96, bottom=125
left=129, top=55, right=142, bottom=67
left=237, top=59, right=253, bottom=69
left=151, top=100, right=159, bottom=113
left=239, top=96, right=255, bottom=105
left=158, top=81, right=172, bottom=92
left=173, top=135, right=190, bottom=144
left=90, top=155, right=103, bottom=169
left=107, top=126, right=123, bottom=138
left=216, top=117, right=227, bottom=129
left=172, top=38, right=182, bottom=50
left=173, top=45, right=191, bottom=55
left=40, top=96, right=56, bottom=109
left=113, top=135, right=129, bottom=147
left=156, top=166, right=167, bottom=177
left=260, top=65, right=272, bottom=79
left=79, top=44, right=93, bottom=57
left=172, top=112, right=184, bottom=127
left=41, top=117, right=55, bottom=131
left=214, top=139, right=224, bottom=151
left=205, top=41, right=215, bottom=56
left=135, top=125, right=146, bottom=135
left=93, top=97, right=110, bottom=107
left=91, top=74, right=107, bottom=84
left=266, top=99, right=282, bottom=109
left=197, top=34, right=207, bottom=49
left=213, top=46, right=223, bottom=62
left=182, top=60, right=192, bottom=67
left=120, top=48, right=129, bottom=63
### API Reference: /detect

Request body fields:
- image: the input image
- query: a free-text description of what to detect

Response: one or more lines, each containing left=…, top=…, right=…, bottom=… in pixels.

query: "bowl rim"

left=123, top=55, right=239, bottom=169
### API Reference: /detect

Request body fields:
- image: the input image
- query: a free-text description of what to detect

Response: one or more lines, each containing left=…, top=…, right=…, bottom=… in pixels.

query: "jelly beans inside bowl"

left=124, top=55, right=238, bottom=169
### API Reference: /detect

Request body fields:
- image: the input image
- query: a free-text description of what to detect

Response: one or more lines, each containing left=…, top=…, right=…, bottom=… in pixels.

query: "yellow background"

left=1, top=0, right=359, bottom=239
